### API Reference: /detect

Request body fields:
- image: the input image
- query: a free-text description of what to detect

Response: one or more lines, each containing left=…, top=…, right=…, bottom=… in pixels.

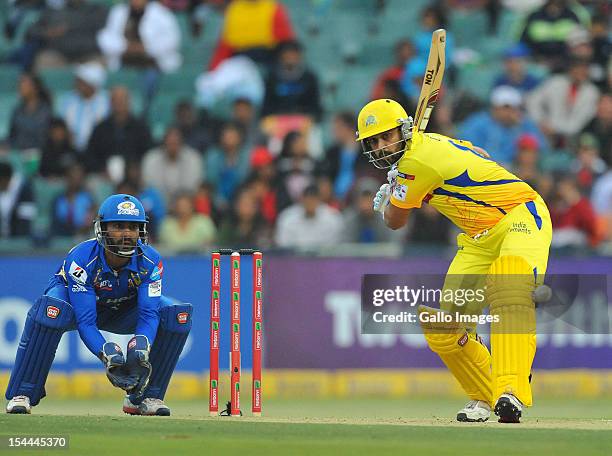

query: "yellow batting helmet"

left=356, top=99, right=414, bottom=169
left=356, top=99, right=411, bottom=141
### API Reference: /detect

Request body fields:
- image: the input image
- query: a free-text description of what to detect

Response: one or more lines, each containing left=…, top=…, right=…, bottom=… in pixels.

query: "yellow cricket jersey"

left=389, top=132, right=539, bottom=236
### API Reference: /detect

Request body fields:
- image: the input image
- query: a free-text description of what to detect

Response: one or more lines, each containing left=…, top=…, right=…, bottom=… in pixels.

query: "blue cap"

left=97, top=194, right=147, bottom=223
left=504, top=43, right=530, bottom=59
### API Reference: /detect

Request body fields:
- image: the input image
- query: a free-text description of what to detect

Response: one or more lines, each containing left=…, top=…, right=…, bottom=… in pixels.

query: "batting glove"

left=387, top=164, right=399, bottom=185
left=373, top=183, right=392, bottom=214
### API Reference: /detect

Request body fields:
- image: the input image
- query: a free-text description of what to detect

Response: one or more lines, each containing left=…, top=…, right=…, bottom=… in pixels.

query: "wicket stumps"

left=209, top=249, right=263, bottom=417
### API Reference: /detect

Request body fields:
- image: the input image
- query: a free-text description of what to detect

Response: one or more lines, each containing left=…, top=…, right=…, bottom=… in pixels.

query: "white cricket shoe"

left=123, top=396, right=170, bottom=416
left=6, top=395, right=31, bottom=414
left=494, top=393, right=523, bottom=423
left=456, top=399, right=491, bottom=422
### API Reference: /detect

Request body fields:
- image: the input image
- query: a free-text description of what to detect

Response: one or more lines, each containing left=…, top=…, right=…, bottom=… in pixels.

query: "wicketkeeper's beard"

left=107, top=235, right=137, bottom=257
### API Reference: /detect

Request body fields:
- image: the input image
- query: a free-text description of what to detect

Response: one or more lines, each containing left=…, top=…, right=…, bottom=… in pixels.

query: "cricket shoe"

left=494, top=393, right=522, bottom=423
left=123, top=397, right=170, bottom=416
left=456, top=399, right=490, bottom=422
left=6, top=395, right=31, bottom=414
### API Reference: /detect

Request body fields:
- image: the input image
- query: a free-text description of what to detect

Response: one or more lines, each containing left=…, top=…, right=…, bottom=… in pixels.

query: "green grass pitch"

left=1, top=398, right=611, bottom=455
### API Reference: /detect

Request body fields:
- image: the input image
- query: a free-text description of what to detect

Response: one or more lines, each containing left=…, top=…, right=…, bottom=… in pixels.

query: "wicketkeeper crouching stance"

left=357, top=99, right=552, bottom=423
left=5, top=194, right=192, bottom=416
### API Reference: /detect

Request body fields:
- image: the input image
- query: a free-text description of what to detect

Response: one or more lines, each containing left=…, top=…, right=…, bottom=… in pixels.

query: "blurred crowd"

left=0, top=0, right=610, bottom=255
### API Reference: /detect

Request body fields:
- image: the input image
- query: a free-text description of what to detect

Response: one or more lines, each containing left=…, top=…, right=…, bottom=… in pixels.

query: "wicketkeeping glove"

left=99, top=342, right=139, bottom=391
left=125, top=335, right=152, bottom=396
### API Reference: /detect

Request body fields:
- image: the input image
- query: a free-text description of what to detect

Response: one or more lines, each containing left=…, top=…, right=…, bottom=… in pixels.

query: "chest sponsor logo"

left=509, top=221, right=531, bottom=235
left=68, top=261, right=88, bottom=284
left=177, top=312, right=189, bottom=324
left=94, top=279, right=113, bottom=291
left=148, top=280, right=161, bottom=297
left=47, top=306, right=60, bottom=319
left=393, top=184, right=407, bottom=201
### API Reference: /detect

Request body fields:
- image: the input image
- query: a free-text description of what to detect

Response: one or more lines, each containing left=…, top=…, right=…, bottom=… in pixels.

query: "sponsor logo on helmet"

left=458, top=333, right=469, bottom=347
left=117, top=201, right=140, bottom=216
left=364, top=115, right=377, bottom=127
left=177, top=312, right=189, bottom=324
left=47, top=306, right=60, bottom=319
left=128, top=338, right=137, bottom=350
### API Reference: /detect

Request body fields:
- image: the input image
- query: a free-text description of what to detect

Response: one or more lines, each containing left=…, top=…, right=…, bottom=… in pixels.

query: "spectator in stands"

left=208, top=0, right=295, bottom=70
left=526, top=56, right=600, bottom=149
left=51, top=162, right=95, bottom=237
left=591, top=16, right=611, bottom=88
left=246, top=146, right=278, bottom=225
left=206, top=122, right=250, bottom=207
left=414, top=4, right=454, bottom=66
left=116, top=159, right=167, bottom=238
left=97, top=0, right=182, bottom=115
left=97, top=0, right=182, bottom=73
left=519, top=0, right=590, bottom=71
left=564, top=27, right=608, bottom=88
left=343, top=178, right=403, bottom=243
left=173, top=100, right=213, bottom=154
left=260, top=40, right=323, bottom=121
left=25, top=0, right=107, bottom=70
left=459, top=85, right=546, bottom=166
left=8, top=72, right=52, bottom=150
left=370, top=38, right=414, bottom=100
left=58, top=62, right=109, bottom=152
left=582, top=92, right=611, bottom=165
left=158, top=192, right=216, bottom=253
left=0, top=161, right=36, bottom=238
left=193, top=182, right=221, bottom=225
left=492, top=44, right=541, bottom=95
left=592, top=170, right=612, bottom=222
left=231, top=97, right=262, bottom=150
left=142, top=126, right=203, bottom=204
left=275, top=130, right=316, bottom=210
left=38, top=117, right=77, bottom=179
left=550, top=174, right=599, bottom=248
left=317, top=111, right=369, bottom=201
left=275, top=184, right=345, bottom=250
left=512, top=133, right=542, bottom=190
left=86, top=86, right=152, bottom=174
left=217, top=186, right=270, bottom=247
left=572, top=133, right=607, bottom=195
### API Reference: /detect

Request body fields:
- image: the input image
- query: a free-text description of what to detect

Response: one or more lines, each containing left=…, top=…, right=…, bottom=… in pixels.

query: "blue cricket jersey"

left=52, top=239, right=163, bottom=356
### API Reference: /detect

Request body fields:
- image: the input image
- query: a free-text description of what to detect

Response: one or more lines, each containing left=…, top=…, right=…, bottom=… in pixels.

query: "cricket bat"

left=413, top=29, right=446, bottom=134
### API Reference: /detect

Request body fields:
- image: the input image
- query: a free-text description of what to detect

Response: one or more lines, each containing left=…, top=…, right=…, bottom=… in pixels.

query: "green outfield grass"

left=1, top=398, right=611, bottom=455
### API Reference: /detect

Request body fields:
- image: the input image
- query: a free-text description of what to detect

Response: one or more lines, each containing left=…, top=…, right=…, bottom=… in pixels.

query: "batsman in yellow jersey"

left=356, top=99, right=552, bottom=423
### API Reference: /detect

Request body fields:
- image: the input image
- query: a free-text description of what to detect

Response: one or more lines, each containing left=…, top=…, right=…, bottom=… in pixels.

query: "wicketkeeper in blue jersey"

left=5, top=194, right=192, bottom=416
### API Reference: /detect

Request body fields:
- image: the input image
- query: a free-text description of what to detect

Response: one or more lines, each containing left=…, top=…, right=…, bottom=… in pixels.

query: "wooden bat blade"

left=413, top=29, right=446, bottom=134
